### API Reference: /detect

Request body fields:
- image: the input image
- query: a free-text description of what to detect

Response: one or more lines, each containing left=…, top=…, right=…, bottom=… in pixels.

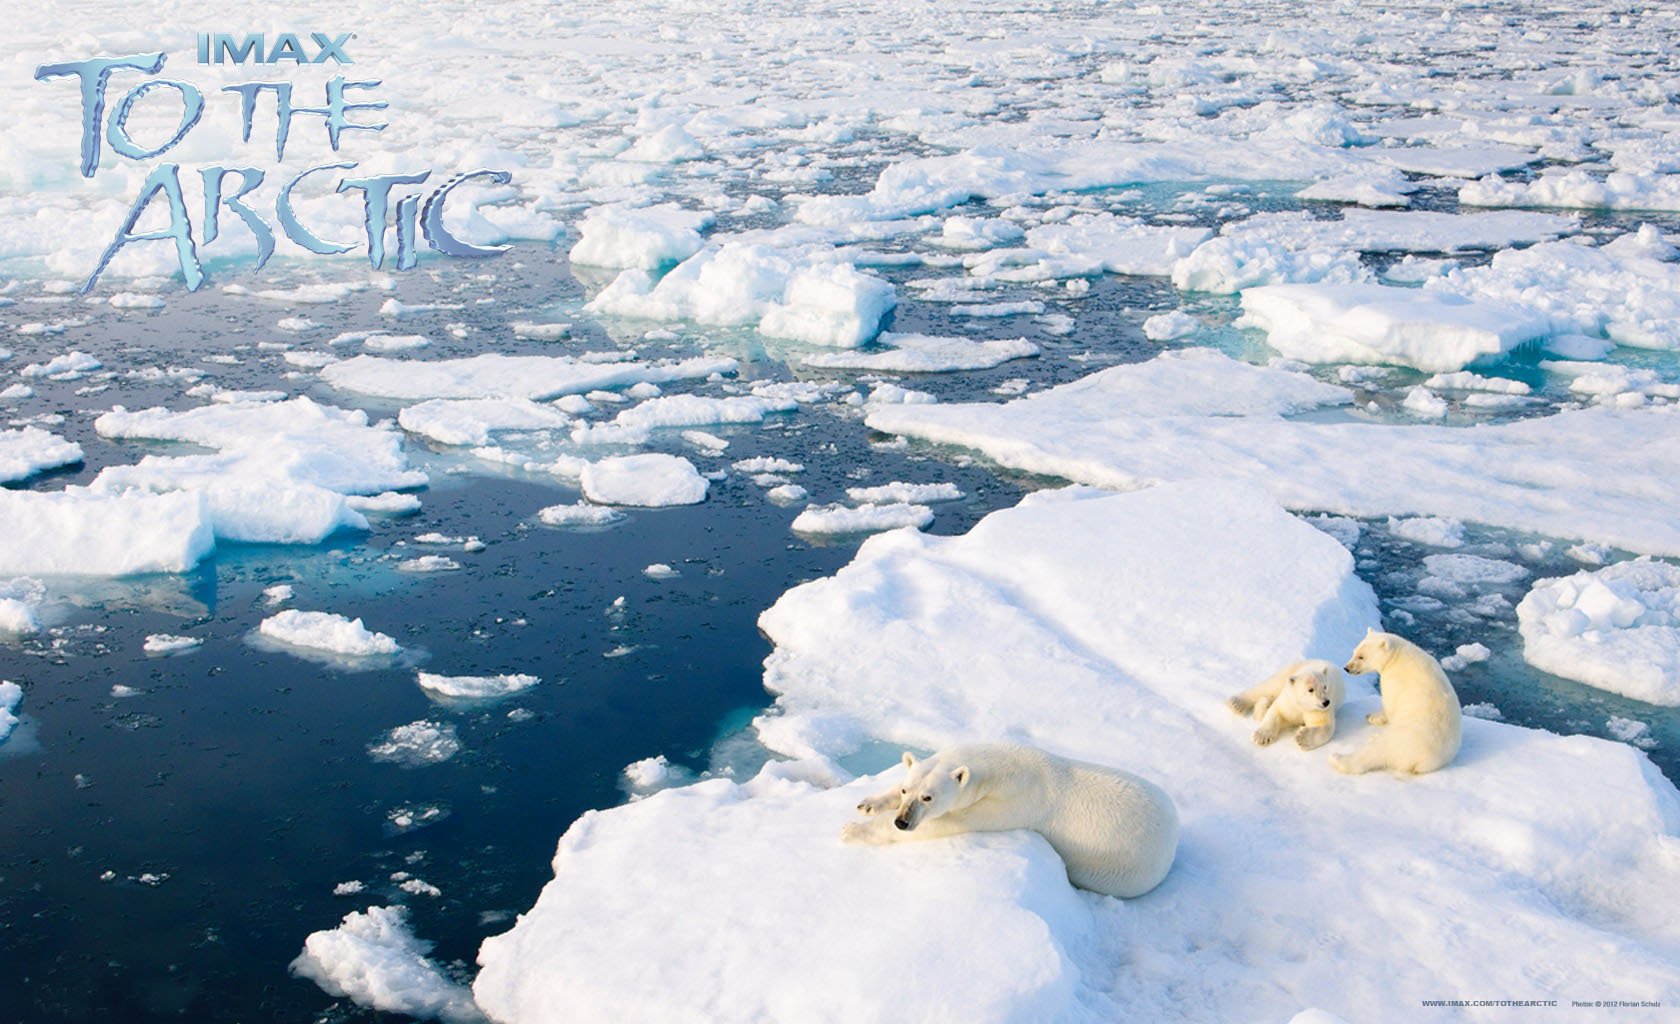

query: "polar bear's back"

left=1042, top=758, right=1179, bottom=899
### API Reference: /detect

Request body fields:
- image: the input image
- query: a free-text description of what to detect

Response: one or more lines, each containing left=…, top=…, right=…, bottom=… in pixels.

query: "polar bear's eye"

left=900, top=788, right=907, bottom=795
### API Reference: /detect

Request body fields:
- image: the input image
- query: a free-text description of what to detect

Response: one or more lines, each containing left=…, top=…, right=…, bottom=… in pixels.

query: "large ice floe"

left=475, top=482, right=1680, bottom=1022
left=92, top=397, right=425, bottom=544
left=320, top=353, right=737, bottom=401
left=865, top=349, right=1680, bottom=557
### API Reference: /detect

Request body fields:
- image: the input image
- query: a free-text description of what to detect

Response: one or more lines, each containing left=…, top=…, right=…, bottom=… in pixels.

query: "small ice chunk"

left=258, top=610, right=401, bottom=658
left=623, top=754, right=672, bottom=789
left=417, top=672, right=540, bottom=701
left=1142, top=311, right=1199, bottom=342
left=537, top=503, right=626, bottom=528
left=1606, top=716, right=1656, bottom=749
left=367, top=721, right=460, bottom=767
left=1422, top=554, right=1529, bottom=586
left=289, top=906, right=481, bottom=1024
left=1387, top=517, right=1466, bottom=549
left=0, top=680, right=22, bottom=745
left=844, top=482, right=962, bottom=505
left=1440, top=643, right=1492, bottom=672
left=396, top=556, right=462, bottom=573
left=791, top=502, right=933, bottom=536
left=643, top=563, right=680, bottom=580
left=143, top=634, right=202, bottom=655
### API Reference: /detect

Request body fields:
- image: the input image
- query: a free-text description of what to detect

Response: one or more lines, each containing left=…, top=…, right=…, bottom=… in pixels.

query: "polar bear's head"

left=1343, top=628, right=1393, bottom=676
left=891, top=751, right=971, bottom=832
left=1288, top=664, right=1336, bottom=711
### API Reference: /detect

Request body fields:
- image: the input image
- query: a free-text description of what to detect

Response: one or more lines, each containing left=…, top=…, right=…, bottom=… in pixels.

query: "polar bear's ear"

left=902, top=751, right=917, bottom=769
left=1375, top=634, right=1392, bottom=653
left=951, top=765, right=969, bottom=787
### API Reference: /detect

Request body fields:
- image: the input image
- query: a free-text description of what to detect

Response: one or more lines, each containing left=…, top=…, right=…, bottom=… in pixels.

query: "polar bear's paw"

left=1296, top=726, right=1331, bottom=751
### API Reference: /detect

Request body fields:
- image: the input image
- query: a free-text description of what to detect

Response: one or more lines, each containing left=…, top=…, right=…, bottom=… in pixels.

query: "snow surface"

left=478, top=482, right=1680, bottom=1022
left=866, top=350, right=1680, bottom=556
left=1517, top=559, right=1680, bottom=706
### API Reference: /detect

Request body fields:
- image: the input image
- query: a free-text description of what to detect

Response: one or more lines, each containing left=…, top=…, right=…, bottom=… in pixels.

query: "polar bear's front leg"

left=1228, top=668, right=1287, bottom=718
left=1366, top=711, right=1389, bottom=726
left=1251, top=705, right=1287, bottom=746
left=855, top=787, right=901, bottom=817
left=841, top=815, right=898, bottom=844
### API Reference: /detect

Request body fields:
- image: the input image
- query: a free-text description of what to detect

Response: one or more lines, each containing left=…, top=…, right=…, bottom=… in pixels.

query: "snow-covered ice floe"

left=93, top=397, right=425, bottom=544
left=802, top=332, right=1039, bottom=373
left=417, top=672, right=540, bottom=702
left=1517, top=559, right=1680, bottom=706
left=865, top=349, right=1680, bottom=556
left=0, top=426, right=82, bottom=483
left=579, top=454, right=708, bottom=507
left=1239, top=283, right=1548, bottom=372
left=475, top=482, right=1680, bottom=1021
left=292, top=906, right=480, bottom=1024
left=0, top=489, right=214, bottom=576
left=320, top=353, right=737, bottom=401
left=256, top=610, right=401, bottom=664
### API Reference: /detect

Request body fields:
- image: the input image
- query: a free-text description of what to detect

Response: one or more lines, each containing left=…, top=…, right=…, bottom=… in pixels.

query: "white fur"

left=1330, top=628, right=1462, bottom=775
left=841, top=742, right=1178, bottom=899
left=1227, top=658, right=1347, bottom=750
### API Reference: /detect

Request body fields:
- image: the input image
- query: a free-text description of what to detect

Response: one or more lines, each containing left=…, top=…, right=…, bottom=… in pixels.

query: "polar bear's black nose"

left=1343, top=661, right=1357, bottom=674
left=1319, top=699, right=1331, bottom=709
left=894, top=816, right=911, bottom=831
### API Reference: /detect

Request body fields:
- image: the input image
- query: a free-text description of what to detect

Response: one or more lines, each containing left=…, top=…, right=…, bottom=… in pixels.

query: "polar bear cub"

left=1330, top=628, right=1462, bottom=775
left=1227, top=659, right=1347, bottom=750
left=841, top=742, right=1178, bottom=899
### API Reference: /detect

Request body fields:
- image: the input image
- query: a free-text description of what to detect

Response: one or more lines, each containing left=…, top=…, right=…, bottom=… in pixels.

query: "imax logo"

left=196, top=32, right=352, bottom=65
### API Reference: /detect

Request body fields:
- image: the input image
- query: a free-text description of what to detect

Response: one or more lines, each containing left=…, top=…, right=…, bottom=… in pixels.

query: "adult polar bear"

left=1332, top=628, right=1462, bottom=775
left=842, top=743, right=1178, bottom=899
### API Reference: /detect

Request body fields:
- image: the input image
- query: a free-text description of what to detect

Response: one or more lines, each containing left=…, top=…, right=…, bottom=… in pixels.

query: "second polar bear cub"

left=842, top=742, right=1178, bottom=899
left=1227, top=659, right=1347, bottom=750
left=1331, top=628, right=1462, bottom=775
